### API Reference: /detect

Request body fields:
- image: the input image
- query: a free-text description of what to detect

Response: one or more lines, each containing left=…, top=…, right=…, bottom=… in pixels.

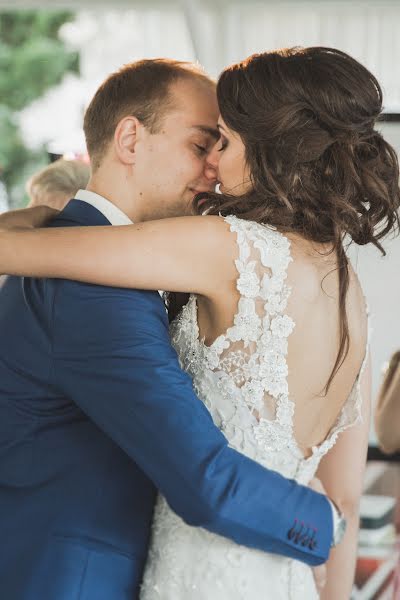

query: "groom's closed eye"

left=189, top=125, right=220, bottom=156
left=194, top=144, right=208, bottom=156
left=191, top=136, right=216, bottom=157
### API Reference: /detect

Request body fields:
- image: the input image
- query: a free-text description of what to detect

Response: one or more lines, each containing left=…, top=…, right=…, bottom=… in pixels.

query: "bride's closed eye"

left=218, top=136, right=228, bottom=152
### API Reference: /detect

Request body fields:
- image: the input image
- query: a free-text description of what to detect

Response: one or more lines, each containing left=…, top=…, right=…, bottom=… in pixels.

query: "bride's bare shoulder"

left=282, top=232, right=365, bottom=309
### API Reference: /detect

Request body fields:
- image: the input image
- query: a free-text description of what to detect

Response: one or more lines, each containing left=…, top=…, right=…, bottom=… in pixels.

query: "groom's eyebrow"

left=192, top=125, right=220, bottom=140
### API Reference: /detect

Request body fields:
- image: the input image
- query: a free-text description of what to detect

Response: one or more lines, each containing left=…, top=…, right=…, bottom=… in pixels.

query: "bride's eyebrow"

left=191, top=125, right=220, bottom=140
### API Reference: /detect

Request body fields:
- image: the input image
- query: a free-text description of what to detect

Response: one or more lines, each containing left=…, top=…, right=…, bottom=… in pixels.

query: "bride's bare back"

left=196, top=223, right=369, bottom=459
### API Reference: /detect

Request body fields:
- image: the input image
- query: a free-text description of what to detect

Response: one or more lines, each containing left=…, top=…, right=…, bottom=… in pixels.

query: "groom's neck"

left=85, top=169, right=147, bottom=223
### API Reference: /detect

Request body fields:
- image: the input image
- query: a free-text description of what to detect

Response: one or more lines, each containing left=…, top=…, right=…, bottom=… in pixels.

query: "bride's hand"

left=0, top=205, right=58, bottom=276
left=313, top=563, right=327, bottom=595
left=0, top=205, right=59, bottom=231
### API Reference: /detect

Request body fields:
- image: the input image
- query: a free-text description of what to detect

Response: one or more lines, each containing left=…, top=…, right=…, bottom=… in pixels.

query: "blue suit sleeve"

left=51, top=280, right=333, bottom=565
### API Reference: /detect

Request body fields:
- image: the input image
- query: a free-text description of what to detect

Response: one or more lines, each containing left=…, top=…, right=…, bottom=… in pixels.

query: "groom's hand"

left=309, top=477, right=328, bottom=593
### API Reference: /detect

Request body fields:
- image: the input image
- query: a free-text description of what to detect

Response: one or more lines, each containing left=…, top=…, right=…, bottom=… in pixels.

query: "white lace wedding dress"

left=140, top=216, right=369, bottom=600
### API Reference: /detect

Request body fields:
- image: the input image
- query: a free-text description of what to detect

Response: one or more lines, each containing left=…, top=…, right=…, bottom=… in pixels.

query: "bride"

left=1, top=47, right=399, bottom=599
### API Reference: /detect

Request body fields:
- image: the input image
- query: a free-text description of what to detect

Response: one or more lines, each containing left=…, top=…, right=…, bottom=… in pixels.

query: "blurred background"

left=0, top=2, right=399, bottom=595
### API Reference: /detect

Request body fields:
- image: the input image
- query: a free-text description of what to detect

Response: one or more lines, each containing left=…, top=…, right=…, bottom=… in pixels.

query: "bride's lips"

left=197, top=198, right=208, bottom=209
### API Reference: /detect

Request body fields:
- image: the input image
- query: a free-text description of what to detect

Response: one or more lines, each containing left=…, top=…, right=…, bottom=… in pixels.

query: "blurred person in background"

left=26, top=158, right=90, bottom=210
left=375, top=351, right=400, bottom=456
left=0, top=159, right=88, bottom=231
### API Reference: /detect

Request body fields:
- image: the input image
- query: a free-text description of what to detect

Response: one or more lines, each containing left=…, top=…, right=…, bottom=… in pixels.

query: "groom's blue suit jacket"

left=0, top=200, right=333, bottom=600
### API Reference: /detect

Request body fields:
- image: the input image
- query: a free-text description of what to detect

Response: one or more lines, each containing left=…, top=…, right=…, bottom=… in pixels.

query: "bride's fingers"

left=313, top=564, right=327, bottom=593
left=308, top=477, right=327, bottom=496
left=0, top=205, right=59, bottom=231
left=310, top=482, right=328, bottom=593
left=29, top=206, right=60, bottom=227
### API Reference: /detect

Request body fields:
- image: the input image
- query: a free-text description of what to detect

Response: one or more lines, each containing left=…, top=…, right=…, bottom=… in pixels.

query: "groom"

left=0, top=59, right=343, bottom=599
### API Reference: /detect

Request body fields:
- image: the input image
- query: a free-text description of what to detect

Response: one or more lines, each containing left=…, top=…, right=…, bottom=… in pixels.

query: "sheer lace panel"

left=170, top=215, right=369, bottom=469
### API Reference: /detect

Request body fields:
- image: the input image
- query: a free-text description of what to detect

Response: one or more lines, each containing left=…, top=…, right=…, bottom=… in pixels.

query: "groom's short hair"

left=84, top=58, right=215, bottom=170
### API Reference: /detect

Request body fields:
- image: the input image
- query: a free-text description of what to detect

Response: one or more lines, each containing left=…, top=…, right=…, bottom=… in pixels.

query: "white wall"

left=187, top=1, right=400, bottom=112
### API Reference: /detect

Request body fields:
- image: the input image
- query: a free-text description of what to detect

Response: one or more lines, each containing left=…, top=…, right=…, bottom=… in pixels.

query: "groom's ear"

left=113, top=116, right=142, bottom=166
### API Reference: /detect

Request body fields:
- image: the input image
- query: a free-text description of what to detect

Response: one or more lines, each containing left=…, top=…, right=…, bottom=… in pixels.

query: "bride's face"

left=207, top=117, right=251, bottom=196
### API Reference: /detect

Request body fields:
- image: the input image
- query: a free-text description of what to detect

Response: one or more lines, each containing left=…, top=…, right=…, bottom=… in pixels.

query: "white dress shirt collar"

left=75, top=189, right=133, bottom=226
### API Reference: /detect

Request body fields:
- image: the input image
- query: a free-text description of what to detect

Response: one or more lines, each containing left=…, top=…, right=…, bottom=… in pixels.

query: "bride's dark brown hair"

left=166, top=46, right=400, bottom=391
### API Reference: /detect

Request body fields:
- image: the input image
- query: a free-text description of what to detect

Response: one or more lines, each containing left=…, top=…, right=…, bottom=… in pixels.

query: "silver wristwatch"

left=329, top=499, right=347, bottom=547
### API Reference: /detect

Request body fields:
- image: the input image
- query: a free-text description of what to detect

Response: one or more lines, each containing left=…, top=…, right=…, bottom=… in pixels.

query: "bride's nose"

left=205, top=141, right=221, bottom=173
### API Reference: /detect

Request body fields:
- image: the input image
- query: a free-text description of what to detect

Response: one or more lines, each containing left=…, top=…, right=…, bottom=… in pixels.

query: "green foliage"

left=0, top=10, right=79, bottom=207
left=0, top=106, right=26, bottom=167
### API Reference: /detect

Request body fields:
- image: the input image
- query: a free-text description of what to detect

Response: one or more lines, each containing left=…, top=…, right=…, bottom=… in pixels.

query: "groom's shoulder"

left=51, top=275, right=168, bottom=332
left=52, top=275, right=165, bottom=312
left=43, top=201, right=168, bottom=326
left=49, top=278, right=168, bottom=353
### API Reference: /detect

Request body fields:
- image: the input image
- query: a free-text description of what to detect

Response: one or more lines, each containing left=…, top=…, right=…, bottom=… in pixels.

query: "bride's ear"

left=114, top=116, right=142, bottom=167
